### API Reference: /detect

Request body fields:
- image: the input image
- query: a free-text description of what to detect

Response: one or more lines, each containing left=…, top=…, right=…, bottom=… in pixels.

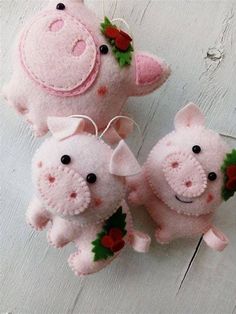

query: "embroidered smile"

left=175, top=195, right=193, bottom=204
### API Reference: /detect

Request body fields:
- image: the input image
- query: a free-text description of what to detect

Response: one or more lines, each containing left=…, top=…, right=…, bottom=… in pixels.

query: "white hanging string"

left=69, top=114, right=99, bottom=137
left=101, top=0, right=134, bottom=45
left=99, top=115, right=143, bottom=142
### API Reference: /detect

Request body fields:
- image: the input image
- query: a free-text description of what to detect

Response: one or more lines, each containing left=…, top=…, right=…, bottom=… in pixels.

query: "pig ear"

left=128, top=52, right=170, bottom=96
left=109, top=140, right=141, bottom=177
left=174, top=103, right=205, bottom=130
left=47, top=117, right=85, bottom=140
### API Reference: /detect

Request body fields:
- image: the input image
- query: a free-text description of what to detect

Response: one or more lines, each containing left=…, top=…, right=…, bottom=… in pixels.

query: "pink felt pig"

left=26, top=116, right=151, bottom=276
left=2, top=0, right=170, bottom=137
left=128, top=104, right=236, bottom=251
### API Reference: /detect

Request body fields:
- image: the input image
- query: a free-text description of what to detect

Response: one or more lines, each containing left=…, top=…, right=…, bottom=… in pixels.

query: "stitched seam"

left=162, top=151, right=207, bottom=198
left=19, top=11, right=100, bottom=96
left=144, top=160, right=213, bottom=217
left=38, top=165, right=91, bottom=215
left=135, top=55, right=163, bottom=86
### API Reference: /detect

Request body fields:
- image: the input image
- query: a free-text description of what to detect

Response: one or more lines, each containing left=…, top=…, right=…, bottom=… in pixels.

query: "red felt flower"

left=226, top=165, right=236, bottom=191
left=104, top=26, right=132, bottom=52
left=101, top=227, right=125, bottom=252
left=104, top=26, right=120, bottom=39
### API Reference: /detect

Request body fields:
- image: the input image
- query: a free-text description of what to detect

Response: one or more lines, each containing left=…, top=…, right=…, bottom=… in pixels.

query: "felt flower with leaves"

left=221, top=149, right=236, bottom=201
left=91, top=207, right=127, bottom=261
left=101, top=17, right=134, bottom=67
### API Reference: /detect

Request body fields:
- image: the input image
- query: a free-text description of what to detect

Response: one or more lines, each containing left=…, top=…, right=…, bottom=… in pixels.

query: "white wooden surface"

left=1, top=1, right=236, bottom=313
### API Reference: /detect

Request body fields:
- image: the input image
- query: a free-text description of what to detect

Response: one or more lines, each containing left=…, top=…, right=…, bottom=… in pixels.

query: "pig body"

left=28, top=197, right=133, bottom=275
left=2, top=0, right=170, bottom=136
left=27, top=117, right=150, bottom=276
left=128, top=104, right=233, bottom=251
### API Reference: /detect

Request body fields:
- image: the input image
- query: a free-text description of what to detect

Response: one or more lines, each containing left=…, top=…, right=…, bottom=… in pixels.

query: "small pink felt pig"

left=2, top=0, right=170, bottom=137
left=128, top=103, right=236, bottom=251
left=26, top=116, right=150, bottom=276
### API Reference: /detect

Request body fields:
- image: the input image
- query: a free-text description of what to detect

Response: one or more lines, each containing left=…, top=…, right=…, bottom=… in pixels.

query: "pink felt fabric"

left=38, top=165, right=91, bottom=215
left=47, top=116, right=86, bottom=140
left=109, top=140, right=141, bottom=177
left=20, top=11, right=100, bottom=96
left=130, top=230, right=151, bottom=253
left=174, top=102, right=205, bottom=129
left=162, top=151, right=207, bottom=198
left=135, top=54, right=163, bottom=85
left=2, top=0, right=170, bottom=136
left=127, top=104, right=231, bottom=250
left=203, top=227, right=229, bottom=252
left=27, top=119, right=150, bottom=276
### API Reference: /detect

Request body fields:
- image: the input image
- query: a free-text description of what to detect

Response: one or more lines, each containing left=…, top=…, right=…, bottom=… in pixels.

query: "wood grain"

left=1, top=1, right=236, bottom=313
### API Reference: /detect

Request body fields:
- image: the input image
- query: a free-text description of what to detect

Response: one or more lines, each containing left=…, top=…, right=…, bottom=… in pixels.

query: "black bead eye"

left=86, top=173, right=97, bottom=184
left=99, top=45, right=109, bottom=54
left=192, top=145, right=201, bottom=154
left=56, top=3, right=65, bottom=10
left=208, top=172, right=217, bottom=181
left=61, top=155, right=71, bottom=165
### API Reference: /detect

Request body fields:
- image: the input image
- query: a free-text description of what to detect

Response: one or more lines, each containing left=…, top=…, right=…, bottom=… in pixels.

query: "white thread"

left=69, top=114, right=98, bottom=137
left=101, top=0, right=134, bottom=45
left=99, top=115, right=143, bottom=143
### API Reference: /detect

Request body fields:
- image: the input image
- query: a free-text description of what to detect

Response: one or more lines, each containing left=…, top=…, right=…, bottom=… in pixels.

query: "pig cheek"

left=206, top=193, right=214, bottom=204
left=94, top=197, right=102, bottom=207
left=97, top=86, right=108, bottom=96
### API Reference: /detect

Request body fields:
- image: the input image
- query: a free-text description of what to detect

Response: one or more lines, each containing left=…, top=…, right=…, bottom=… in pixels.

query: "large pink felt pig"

left=128, top=104, right=236, bottom=251
left=2, top=0, right=170, bottom=137
left=26, top=116, right=151, bottom=276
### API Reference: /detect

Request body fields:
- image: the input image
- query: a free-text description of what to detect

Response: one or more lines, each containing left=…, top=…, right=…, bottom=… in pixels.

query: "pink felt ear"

left=109, top=140, right=141, bottom=177
left=174, top=103, right=205, bottom=130
left=129, top=52, right=170, bottom=96
left=47, top=117, right=85, bottom=140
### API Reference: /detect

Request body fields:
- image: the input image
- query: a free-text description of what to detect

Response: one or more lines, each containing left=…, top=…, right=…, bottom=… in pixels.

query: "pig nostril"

left=172, top=162, right=179, bottom=169
left=185, top=181, right=192, bottom=188
left=72, top=40, right=86, bottom=57
left=48, top=175, right=55, bottom=183
left=70, top=192, right=77, bottom=199
left=49, top=19, right=64, bottom=32
left=37, top=161, right=43, bottom=168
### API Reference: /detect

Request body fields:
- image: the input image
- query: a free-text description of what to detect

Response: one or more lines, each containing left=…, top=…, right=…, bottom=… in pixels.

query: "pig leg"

left=68, top=225, right=118, bottom=276
left=26, top=196, right=51, bottom=230
left=203, top=226, right=229, bottom=251
left=2, top=75, right=30, bottom=117
left=127, top=172, right=152, bottom=205
left=47, top=216, right=81, bottom=249
left=68, top=247, right=116, bottom=276
left=155, top=227, right=175, bottom=244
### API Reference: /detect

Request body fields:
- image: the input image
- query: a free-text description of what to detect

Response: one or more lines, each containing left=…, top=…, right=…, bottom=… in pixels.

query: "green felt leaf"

left=104, top=207, right=127, bottom=236
left=221, top=149, right=236, bottom=201
left=91, top=207, right=127, bottom=261
left=101, top=16, right=113, bottom=33
left=100, top=16, right=133, bottom=67
left=115, top=46, right=133, bottom=67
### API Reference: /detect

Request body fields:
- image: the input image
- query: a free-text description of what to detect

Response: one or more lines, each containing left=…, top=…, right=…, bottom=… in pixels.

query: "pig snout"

left=38, top=166, right=91, bottom=215
left=162, top=152, right=207, bottom=198
left=20, top=12, right=100, bottom=96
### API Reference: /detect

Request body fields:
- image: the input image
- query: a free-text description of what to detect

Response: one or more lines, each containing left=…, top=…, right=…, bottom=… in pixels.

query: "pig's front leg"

left=26, top=196, right=51, bottom=230
left=68, top=224, right=117, bottom=276
left=127, top=171, right=153, bottom=206
left=47, top=216, right=81, bottom=249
